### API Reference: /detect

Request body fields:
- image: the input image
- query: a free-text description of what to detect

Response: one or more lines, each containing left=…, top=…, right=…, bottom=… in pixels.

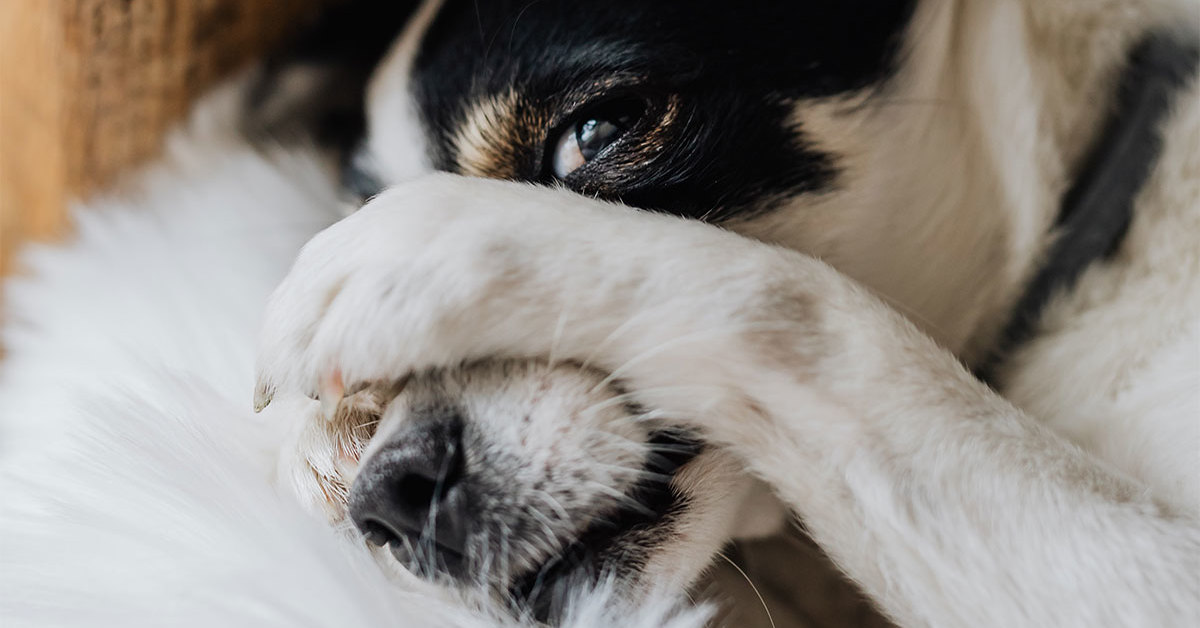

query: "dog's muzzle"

left=347, top=414, right=701, bottom=588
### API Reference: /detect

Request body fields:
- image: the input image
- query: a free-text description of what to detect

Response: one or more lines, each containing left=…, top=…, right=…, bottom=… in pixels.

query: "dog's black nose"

left=349, top=414, right=470, bottom=577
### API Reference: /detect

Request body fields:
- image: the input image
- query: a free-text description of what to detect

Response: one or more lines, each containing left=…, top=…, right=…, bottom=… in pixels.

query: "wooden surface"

left=0, top=0, right=333, bottom=275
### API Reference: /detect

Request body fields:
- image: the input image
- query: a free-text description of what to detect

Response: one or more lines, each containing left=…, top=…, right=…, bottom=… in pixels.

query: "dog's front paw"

left=254, top=173, right=618, bottom=409
left=254, top=173, right=830, bottom=428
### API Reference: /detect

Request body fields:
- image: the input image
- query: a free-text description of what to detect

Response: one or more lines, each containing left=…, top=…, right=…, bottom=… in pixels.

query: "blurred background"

left=0, top=0, right=341, bottom=275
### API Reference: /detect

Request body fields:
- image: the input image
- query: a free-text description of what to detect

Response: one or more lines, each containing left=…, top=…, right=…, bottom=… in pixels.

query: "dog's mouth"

left=510, top=430, right=702, bottom=621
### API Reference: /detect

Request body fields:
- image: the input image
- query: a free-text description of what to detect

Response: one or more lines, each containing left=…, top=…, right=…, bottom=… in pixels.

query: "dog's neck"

left=744, top=0, right=1197, bottom=365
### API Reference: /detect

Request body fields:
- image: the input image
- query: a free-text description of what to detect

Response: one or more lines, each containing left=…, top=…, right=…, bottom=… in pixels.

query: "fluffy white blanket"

left=0, top=89, right=708, bottom=628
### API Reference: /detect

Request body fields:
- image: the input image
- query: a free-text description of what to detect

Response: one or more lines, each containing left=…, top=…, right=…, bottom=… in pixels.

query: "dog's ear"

left=240, top=0, right=419, bottom=156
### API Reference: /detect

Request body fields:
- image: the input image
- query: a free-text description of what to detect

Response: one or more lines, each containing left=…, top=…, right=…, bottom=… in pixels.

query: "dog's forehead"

left=412, top=1, right=917, bottom=95
left=370, top=0, right=917, bottom=218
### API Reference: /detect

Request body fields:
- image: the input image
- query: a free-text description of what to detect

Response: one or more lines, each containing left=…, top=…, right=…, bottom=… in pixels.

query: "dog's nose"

left=349, top=414, right=470, bottom=577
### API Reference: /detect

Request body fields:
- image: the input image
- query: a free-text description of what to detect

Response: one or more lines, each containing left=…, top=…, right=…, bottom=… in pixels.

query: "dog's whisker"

left=532, top=489, right=572, bottom=524
left=525, top=506, right=565, bottom=551
left=718, top=550, right=777, bottom=628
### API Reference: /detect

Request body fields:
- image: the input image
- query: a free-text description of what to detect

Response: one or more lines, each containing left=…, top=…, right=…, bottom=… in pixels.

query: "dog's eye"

left=550, top=101, right=642, bottom=179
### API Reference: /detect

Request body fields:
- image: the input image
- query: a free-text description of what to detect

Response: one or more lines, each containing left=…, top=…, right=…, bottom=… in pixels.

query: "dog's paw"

left=255, top=173, right=601, bottom=407
left=254, top=173, right=829, bottom=428
left=267, top=380, right=406, bottom=520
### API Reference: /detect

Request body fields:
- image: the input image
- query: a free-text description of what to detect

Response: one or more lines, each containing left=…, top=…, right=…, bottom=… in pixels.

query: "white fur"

left=0, top=86, right=707, bottom=628
left=0, top=382, right=706, bottom=628
left=363, top=0, right=443, bottom=183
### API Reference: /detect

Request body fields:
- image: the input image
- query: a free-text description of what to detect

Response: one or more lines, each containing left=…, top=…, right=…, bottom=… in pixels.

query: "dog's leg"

left=257, top=174, right=1200, bottom=628
left=698, top=297, right=1200, bottom=628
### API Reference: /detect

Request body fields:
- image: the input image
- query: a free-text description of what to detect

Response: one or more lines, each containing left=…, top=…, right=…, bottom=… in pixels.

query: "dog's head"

left=260, top=0, right=1040, bottom=620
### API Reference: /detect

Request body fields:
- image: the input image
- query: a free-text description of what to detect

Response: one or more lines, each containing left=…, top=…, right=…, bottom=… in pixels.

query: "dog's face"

left=269, top=0, right=1016, bottom=620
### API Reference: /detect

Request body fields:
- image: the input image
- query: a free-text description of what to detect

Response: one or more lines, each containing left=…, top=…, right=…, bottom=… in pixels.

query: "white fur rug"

left=0, top=88, right=708, bottom=628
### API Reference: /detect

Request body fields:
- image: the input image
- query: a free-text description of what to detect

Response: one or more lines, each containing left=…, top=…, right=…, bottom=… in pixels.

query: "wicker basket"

left=0, top=0, right=334, bottom=274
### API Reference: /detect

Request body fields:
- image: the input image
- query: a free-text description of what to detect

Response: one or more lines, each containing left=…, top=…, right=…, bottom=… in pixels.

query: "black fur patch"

left=409, top=0, right=917, bottom=220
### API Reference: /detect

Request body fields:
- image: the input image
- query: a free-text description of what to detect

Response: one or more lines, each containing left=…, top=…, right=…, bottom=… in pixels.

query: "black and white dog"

left=5, top=1, right=1199, bottom=626
left=249, top=0, right=1200, bottom=624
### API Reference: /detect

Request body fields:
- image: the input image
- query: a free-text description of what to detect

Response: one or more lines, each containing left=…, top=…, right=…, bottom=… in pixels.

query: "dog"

left=245, top=0, right=1200, bottom=624
left=3, top=0, right=1197, bottom=626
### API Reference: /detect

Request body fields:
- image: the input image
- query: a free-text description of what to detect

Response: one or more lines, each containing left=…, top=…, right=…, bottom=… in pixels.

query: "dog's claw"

left=253, top=382, right=275, bottom=413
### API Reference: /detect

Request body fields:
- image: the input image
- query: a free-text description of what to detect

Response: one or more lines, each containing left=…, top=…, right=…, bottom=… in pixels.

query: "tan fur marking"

left=451, top=90, right=550, bottom=179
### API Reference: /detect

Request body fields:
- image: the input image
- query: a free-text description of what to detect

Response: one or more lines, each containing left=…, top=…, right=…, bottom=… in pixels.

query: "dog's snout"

left=349, top=413, right=470, bottom=577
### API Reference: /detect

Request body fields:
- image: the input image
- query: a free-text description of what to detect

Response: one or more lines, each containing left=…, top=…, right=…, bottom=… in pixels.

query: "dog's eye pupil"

left=575, top=118, right=623, bottom=162
left=551, top=102, right=640, bottom=180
